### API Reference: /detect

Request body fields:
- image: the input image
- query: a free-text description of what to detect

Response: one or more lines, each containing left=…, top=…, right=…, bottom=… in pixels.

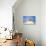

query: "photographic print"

left=23, top=16, right=36, bottom=25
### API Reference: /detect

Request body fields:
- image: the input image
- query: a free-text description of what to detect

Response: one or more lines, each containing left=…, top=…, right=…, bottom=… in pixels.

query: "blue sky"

left=23, top=16, right=36, bottom=22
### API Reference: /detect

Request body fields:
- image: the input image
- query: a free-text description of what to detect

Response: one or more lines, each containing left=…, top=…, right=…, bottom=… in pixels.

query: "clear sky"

left=23, top=16, right=35, bottom=22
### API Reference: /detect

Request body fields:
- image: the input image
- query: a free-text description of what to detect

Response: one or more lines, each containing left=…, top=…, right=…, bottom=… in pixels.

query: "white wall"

left=13, top=0, right=46, bottom=46
left=0, top=0, right=16, bottom=30
left=13, top=0, right=41, bottom=46
left=41, top=0, right=46, bottom=46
